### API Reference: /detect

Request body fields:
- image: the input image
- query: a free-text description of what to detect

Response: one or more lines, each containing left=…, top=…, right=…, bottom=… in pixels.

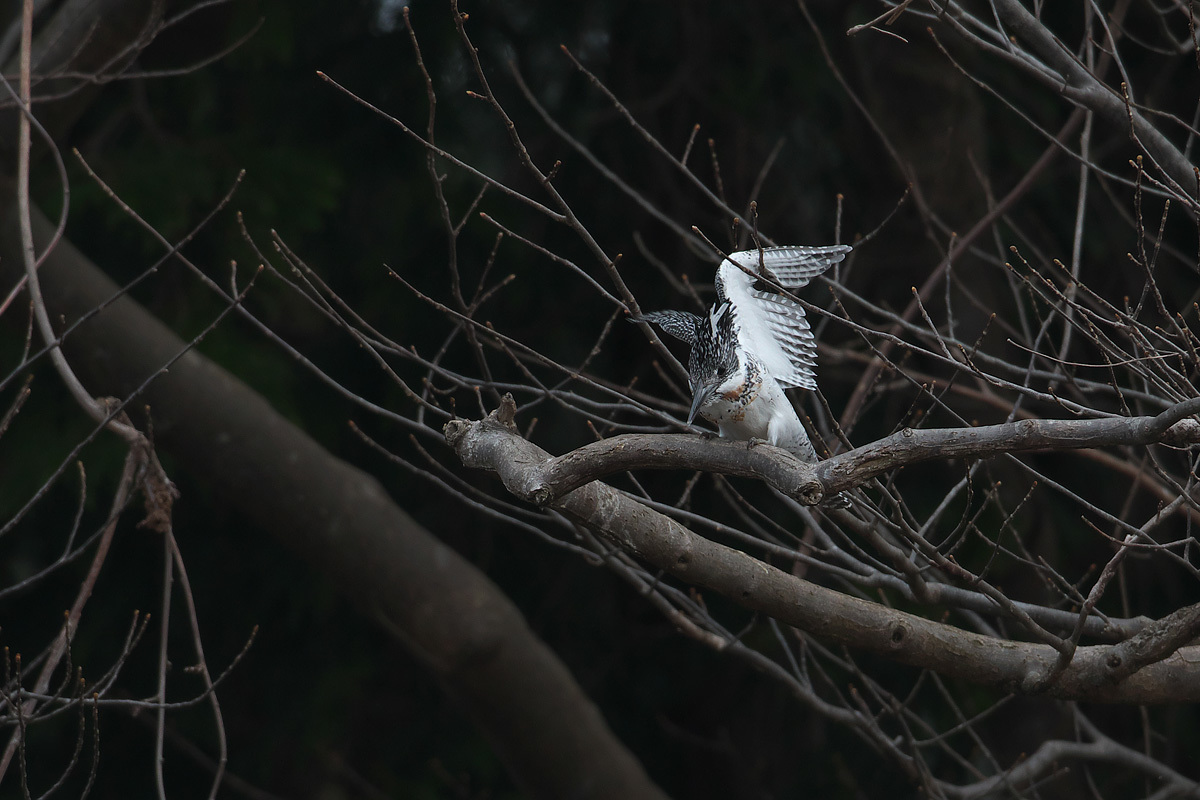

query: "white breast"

left=697, top=352, right=817, bottom=461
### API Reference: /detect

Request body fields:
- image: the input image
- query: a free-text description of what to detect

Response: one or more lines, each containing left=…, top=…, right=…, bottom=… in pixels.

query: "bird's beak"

left=688, top=383, right=712, bottom=426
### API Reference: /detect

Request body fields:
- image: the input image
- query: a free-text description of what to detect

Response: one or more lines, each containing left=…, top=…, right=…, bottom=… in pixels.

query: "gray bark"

left=0, top=202, right=671, bottom=800
left=446, top=396, right=1200, bottom=704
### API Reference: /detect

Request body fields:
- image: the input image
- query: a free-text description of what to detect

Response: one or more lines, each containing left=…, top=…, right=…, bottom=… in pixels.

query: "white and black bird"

left=633, top=244, right=850, bottom=470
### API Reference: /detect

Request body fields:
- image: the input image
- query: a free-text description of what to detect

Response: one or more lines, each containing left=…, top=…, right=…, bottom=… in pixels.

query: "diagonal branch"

left=1093, top=600, right=1200, bottom=687
left=981, top=0, right=1198, bottom=207
left=507, top=399, right=1200, bottom=505
left=445, top=397, right=1200, bottom=703
left=819, top=398, right=1200, bottom=492
left=0, top=203, right=670, bottom=800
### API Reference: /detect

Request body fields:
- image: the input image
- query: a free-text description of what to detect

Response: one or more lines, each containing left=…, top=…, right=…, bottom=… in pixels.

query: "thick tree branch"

left=514, top=403, right=1200, bottom=505
left=1097, top=601, right=1200, bottom=687
left=983, top=0, right=1198, bottom=205
left=819, top=402, right=1200, bottom=492
left=0, top=204, right=670, bottom=800
left=520, top=433, right=824, bottom=505
left=445, top=398, right=1200, bottom=703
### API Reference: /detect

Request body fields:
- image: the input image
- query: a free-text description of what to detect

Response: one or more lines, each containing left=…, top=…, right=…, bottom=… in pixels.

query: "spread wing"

left=725, top=244, right=851, bottom=288
left=717, top=244, right=850, bottom=389
left=630, top=310, right=702, bottom=345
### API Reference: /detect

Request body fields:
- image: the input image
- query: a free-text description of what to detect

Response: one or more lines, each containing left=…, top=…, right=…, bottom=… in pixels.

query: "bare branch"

left=445, top=398, right=1200, bottom=703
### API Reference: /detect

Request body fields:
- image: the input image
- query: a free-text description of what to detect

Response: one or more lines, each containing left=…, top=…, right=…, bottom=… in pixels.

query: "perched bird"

left=633, top=244, right=850, bottom=493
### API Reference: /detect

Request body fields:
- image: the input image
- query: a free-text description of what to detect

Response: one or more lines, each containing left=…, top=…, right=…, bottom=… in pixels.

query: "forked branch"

left=466, top=395, right=1200, bottom=506
left=445, top=397, right=1200, bottom=703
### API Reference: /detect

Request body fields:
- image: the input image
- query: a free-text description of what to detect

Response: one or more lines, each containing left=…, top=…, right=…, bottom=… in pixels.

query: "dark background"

left=3, top=0, right=1197, bottom=797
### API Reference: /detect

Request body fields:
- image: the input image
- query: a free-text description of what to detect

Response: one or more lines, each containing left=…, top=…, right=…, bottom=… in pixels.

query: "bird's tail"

left=782, top=437, right=820, bottom=463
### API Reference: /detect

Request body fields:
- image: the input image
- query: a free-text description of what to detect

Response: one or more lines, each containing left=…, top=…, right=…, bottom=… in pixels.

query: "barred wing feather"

left=631, top=310, right=701, bottom=345
left=726, top=244, right=851, bottom=287
left=718, top=244, right=850, bottom=390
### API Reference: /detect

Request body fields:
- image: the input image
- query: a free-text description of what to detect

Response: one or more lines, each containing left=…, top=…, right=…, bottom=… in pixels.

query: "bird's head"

left=686, top=301, right=739, bottom=424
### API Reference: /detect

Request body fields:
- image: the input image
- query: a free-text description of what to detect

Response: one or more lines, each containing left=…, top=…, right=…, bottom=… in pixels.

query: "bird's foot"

left=746, top=437, right=768, bottom=450
left=821, top=491, right=851, bottom=510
